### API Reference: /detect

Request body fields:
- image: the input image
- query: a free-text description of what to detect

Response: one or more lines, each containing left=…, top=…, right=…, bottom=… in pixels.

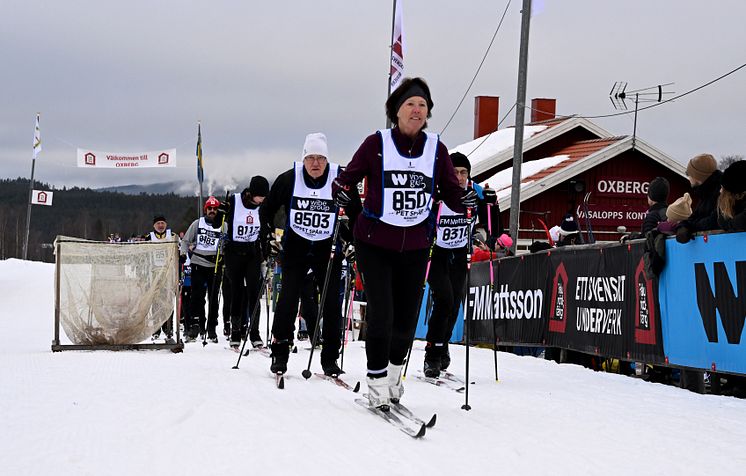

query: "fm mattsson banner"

left=77, top=148, right=176, bottom=168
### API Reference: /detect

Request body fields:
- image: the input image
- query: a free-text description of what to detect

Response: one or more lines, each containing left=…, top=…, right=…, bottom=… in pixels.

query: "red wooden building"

left=451, top=97, right=690, bottom=249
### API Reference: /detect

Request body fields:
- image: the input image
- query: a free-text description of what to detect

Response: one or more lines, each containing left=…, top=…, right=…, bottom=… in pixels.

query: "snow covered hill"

left=1, top=259, right=745, bottom=475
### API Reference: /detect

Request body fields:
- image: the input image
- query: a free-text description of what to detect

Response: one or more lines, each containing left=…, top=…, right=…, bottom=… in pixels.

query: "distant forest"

left=0, top=178, right=201, bottom=262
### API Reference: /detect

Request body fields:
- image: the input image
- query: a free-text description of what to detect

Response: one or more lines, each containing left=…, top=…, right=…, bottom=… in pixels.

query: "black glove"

left=675, top=226, right=692, bottom=244
left=334, top=186, right=352, bottom=208
left=461, top=188, right=478, bottom=208
left=344, top=244, right=356, bottom=264
left=482, top=188, right=497, bottom=205
left=269, top=240, right=281, bottom=257
left=218, top=200, right=230, bottom=215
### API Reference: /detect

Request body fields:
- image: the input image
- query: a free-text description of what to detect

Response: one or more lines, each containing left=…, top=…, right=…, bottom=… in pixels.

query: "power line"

left=465, top=102, right=517, bottom=157
left=440, top=0, right=513, bottom=135
left=524, top=61, right=746, bottom=120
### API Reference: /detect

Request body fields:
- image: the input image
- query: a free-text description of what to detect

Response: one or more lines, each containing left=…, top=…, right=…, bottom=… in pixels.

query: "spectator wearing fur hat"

left=641, top=177, right=670, bottom=234
left=676, top=153, right=723, bottom=243
left=556, top=213, right=583, bottom=247
left=717, top=160, right=746, bottom=232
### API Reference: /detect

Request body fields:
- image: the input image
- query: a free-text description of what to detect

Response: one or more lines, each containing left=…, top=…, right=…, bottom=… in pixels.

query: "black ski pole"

left=265, top=258, right=273, bottom=345
left=302, top=208, right=345, bottom=379
left=232, top=262, right=274, bottom=368
left=402, top=202, right=443, bottom=379
left=583, top=192, right=595, bottom=244
left=462, top=207, right=474, bottom=411
left=488, top=204, right=499, bottom=382
left=339, top=259, right=354, bottom=371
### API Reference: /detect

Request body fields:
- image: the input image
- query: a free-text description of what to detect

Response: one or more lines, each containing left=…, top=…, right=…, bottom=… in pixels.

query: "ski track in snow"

left=1, top=259, right=746, bottom=475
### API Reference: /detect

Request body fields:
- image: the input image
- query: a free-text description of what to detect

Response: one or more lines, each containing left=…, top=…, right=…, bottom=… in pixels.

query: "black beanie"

left=450, top=152, right=471, bottom=173
left=385, top=77, right=434, bottom=126
left=248, top=176, right=270, bottom=197
left=647, top=177, right=670, bottom=203
left=721, top=160, right=746, bottom=194
left=153, top=215, right=167, bottom=224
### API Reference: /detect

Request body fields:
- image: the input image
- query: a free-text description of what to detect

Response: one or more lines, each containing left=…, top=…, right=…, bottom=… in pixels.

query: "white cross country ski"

left=354, top=398, right=426, bottom=438
left=314, top=373, right=361, bottom=392
left=415, top=371, right=466, bottom=393
left=361, top=393, right=436, bottom=428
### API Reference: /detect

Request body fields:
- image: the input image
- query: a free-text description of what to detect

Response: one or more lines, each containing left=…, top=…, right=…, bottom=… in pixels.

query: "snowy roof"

left=479, top=155, right=571, bottom=203
left=449, top=125, right=549, bottom=172
left=481, top=135, right=687, bottom=210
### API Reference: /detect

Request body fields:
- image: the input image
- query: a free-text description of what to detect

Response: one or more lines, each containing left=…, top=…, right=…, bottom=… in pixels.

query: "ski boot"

left=366, top=372, right=390, bottom=411
left=424, top=342, right=443, bottom=378
left=270, top=341, right=291, bottom=374
left=440, top=344, right=451, bottom=371
left=322, top=360, right=345, bottom=377
left=387, top=362, right=405, bottom=404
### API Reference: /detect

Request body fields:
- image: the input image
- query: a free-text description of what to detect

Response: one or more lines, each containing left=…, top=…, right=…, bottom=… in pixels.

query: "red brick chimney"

left=531, top=98, right=556, bottom=123
left=473, top=96, right=499, bottom=139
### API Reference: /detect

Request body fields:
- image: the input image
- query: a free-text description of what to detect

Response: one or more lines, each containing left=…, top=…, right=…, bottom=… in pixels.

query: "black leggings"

left=425, top=246, right=467, bottom=345
left=224, top=251, right=263, bottom=339
left=355, top=241, right=429, bottom=372
left=271, top=249, right=344, bottom=363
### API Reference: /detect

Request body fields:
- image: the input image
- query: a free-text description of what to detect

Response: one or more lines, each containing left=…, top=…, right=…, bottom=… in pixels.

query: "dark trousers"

left=188, top=263, right=219, bottom=334
left=222, top=275, right=231, bottom=328
left=225, top=251, right=263, bottom=341
left=272, top=248, right=344, bottom=363
left=355, top=241, right=429, bottom=372
left=300, top=272, right=318, bottom=337
left=425, top=246, right=467, bottom=346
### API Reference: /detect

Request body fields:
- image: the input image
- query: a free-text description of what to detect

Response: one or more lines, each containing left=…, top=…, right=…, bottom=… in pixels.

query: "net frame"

left=51, top=236, right=184, bottom=352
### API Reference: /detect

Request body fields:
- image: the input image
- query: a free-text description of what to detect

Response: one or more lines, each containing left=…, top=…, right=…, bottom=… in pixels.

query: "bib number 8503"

left=392, top=190, right=426, bottom=211
left=294, top=211, right=330, bottom=228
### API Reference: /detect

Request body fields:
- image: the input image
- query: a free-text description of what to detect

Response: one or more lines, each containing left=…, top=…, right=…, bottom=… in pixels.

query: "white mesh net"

left=55, top=236, right=178, bottom=345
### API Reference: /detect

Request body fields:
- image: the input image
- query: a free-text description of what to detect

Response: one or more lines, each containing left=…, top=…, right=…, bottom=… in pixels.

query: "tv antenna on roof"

left=609, top=81, right=674, bottom=149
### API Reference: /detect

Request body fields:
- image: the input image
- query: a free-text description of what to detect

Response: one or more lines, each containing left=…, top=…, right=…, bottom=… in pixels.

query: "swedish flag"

left=196, top=122, right=204, bottom=184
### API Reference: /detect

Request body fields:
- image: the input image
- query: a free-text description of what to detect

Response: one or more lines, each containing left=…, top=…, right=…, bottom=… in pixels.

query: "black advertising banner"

left=465, top=253, right=549, bottom=346
left=546, top=242, right=665, bottom=363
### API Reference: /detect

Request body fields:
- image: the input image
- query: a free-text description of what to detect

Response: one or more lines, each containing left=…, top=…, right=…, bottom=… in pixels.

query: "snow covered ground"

left=2, top=258, right=745, bottom=475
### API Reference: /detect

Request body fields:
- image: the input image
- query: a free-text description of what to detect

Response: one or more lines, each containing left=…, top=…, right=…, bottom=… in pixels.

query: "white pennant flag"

left=389, top=0, right=404, bottom=92
left=33, top=113, right=42, bottom=160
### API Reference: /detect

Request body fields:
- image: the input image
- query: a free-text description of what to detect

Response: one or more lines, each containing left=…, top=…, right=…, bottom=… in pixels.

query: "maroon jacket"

left=334, top=127, right=464, bottom=252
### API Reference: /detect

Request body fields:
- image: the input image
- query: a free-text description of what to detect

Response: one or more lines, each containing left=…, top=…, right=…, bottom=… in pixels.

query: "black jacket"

left=717, top=198, right=746, bottom=232
left=260, top=164, right=361, bottom=260
left=641, top=202, right=667, bottom=234
left=676, top=170, right=722, bottom=242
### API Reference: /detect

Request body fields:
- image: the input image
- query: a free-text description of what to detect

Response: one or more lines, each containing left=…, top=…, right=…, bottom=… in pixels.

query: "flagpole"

left=197, top=121, right=203, bottom=218
left=23, top=113, right=40, bottom=260
left=386, top=0, right=398, bottom=129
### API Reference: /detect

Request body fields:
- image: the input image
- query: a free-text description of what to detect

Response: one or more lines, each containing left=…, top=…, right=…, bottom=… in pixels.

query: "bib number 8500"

left=294, top=211, right=330, bottom=229
left=392, top=190, right=426, bottom=211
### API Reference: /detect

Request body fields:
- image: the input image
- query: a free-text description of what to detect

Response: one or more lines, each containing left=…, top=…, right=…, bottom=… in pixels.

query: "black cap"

left=385, top=77, right=434, bottom=126
left=153, top=215, right=167, bottom=224
left=647, top=177, right=670, bottom=203
left=450, top=152, right=471, bottom=173
left=721, top=160, right=746, bottom=194
left=248, top=176, right=270, bottom=197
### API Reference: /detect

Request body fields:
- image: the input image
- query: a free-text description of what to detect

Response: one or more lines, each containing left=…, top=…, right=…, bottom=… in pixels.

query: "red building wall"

left=499, top=149, right=690, bottom=243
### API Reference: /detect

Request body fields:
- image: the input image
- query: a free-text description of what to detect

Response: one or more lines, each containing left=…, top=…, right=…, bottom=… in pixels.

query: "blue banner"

left=414, top=284, right=464, bottom=343
left=660, top=232, right=746, bottom=374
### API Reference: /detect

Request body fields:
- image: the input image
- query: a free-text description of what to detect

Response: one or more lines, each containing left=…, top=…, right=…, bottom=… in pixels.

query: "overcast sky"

left=3, top=0, right=745, bottom=194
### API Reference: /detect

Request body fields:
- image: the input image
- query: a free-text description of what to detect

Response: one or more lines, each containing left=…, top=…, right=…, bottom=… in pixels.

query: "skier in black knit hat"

left=221, top=175, right=270, bottom=350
